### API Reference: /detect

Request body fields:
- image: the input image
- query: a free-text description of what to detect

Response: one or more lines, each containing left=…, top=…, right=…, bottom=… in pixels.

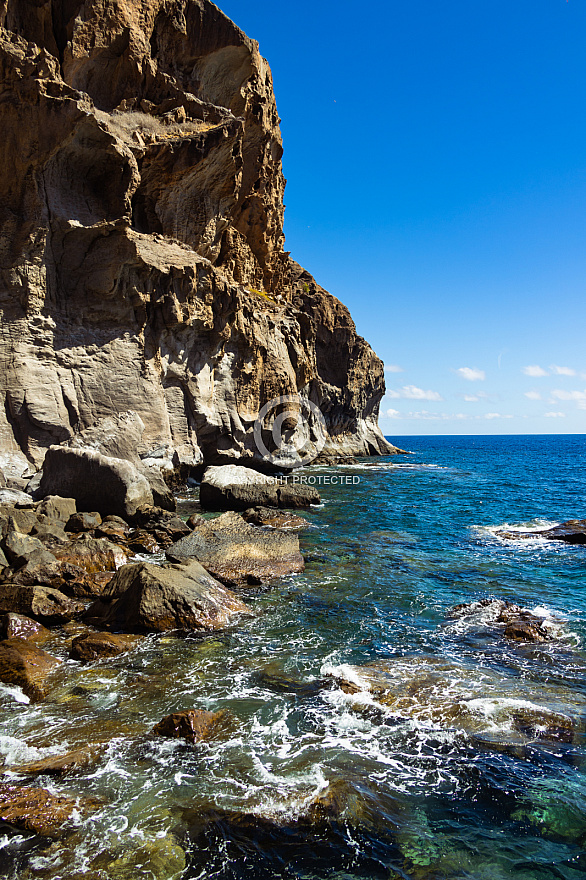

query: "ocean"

left=1, top=434, right=585, bottom=879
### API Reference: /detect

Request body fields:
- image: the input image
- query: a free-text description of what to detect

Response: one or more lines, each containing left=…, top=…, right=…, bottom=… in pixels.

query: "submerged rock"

left=12, top=745, right=104, bottom=777
left=200, top=465, right=321, bottom=511
left=0, top=782, right=96, bottom=838
left=166, top=511, right=304, bottom=586
left=85, top=560, right=251, bottom=632
left=0, top=638, right=62, bottom=700
left=329, top=656, right=585, bottom=749
left=152, top=709, right=234, bottom=743
left=447, top=598, right=565, bottom=644
left=70, top=632, right=142, bottom=662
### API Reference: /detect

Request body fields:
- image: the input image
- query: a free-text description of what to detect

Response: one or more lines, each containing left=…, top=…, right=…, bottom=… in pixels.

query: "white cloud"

left=524, top=391, right=541, bottom=400
left=456, top=367, right=485, bottom=382
left=550, top=389, right=586, bottom=410
left=544, top=411, right=565, bottom=418
left=461, top=392, right=488, bottom=402
left=550, top=389, right=586, bottom=401
left=483, top=413, right=513, bottom=420
left=384, top=364, right=403, bottom=373
left=523, top=365, right=548, bottom=377
left=385, top=410, right=467, bottom=421
left=386, top=385, right=443, bottom=401
left=550, top=365, right=576, bottom=376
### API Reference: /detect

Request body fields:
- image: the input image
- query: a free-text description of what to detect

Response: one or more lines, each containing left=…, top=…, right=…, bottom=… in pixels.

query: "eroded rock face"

left=0, top=0, right=395, bottom=481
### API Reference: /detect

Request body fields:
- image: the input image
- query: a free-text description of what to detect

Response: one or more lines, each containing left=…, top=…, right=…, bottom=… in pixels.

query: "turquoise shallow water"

left=1, top=434, right=586, bottom=878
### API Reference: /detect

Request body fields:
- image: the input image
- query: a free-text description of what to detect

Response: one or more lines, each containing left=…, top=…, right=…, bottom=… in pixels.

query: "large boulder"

left=3, top=530, right=57, bottom=568
left=36, top=496, right=77, bottom=524
left=52, top=534, right=128, bottom=573
left=84, top=560, right=251, bottom=633
left=0, top=583, right=84, bottom=624
left=0, top=638, right=62, bottom=700
left=199, top=465, right=320, bottom=511
left=38, top=446, right=155, bottom=519
left=166, top=512, right=305, bottom=586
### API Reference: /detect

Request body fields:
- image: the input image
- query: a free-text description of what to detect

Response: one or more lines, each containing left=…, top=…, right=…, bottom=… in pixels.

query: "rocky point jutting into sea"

left=0, top=0, right=396, bottom=485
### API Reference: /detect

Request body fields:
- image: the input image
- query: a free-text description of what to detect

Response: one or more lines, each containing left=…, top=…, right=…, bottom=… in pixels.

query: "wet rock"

left=131, top=505, right=190, bottom=541
left=200, top=465, right=320, bottom=511
left=13, top=745, right=104, bottom=777
left=497, top=519, right=586, bottom=544
left=95, top=521, right=129, bottom=542
left=448, top=598, right=557, bottom=644
left=70, top=632, right=141, bottom=662
left=0, top=583, right=84, bottom=624
left=329, top=656, right=585, bottom=749
left=243, top=506, right=310, bottom=529
left=166, top=511, right=304, bottom=586
left=152, top=709, right=234, bottom=743
left=0, top=613, right=50, bottom=642
left=3, top=531, right=57, bottom=568
left=127, top=531, right=160, bottom=554
left=0, top=782, right=95, bottom=838
left=252, top=666, right=331, bottom=697
left=36, top=496, right=77, bottom=525
left=186, top=513, right=205, bottom=530
left=0, top=639, right=62, bottom=700
left=94, top=834, right=186, bottom=880
left=38, top=447, right=155, bottom=520
left=85, top=560, right=251, bottom=633
left=53, top=534, right=127, bottom=573
left=65, top=512, right=102, bottom=533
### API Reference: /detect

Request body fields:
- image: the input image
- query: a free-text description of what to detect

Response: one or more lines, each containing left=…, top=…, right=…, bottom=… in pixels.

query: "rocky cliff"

left=0, top=0, right=396, bottom=480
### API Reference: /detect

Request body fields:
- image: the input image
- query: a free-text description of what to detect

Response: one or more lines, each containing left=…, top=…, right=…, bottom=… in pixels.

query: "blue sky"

left=219, top=0, right=586, bottom=435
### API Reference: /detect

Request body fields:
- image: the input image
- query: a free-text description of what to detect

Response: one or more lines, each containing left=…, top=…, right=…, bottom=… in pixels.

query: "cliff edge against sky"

left=0, top=0, right=395, bottom=478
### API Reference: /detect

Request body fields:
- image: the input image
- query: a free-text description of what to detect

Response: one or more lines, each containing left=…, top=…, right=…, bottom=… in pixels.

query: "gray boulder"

left=3, top=531, right=57, bottom=568
left=85, top=559, right=251, bottom=632
left=0, top=489, right=34, bottom=507
left=166, top=511, right=305, bottom=586
left=37, top=446, right=155, bottom=520
left=199, top=465, right=320, bottom=511
left=36, top=496, right=77, bottom=524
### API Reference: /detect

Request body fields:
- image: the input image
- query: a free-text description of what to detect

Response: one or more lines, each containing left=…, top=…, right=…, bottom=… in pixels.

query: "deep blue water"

left=1, top=435, right=586, bottom=879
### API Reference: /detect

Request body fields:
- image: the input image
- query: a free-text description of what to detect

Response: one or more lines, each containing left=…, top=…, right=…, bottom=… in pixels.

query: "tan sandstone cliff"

left=0, top=0, right=395, bottom=479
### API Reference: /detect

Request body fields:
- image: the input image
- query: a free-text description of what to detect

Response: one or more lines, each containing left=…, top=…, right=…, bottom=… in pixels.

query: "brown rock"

left=0, top=583, right=84, bottom=623
left=85, top=559, right=251, bottom=632
left=53, top=534, right=128, bottom=573
left=0, top=783, right=96, bottom=838
left=127, top=531, right=160, bottom=554
left=70, top=632, right=141, bottom=662
left=152, top=709, right=234, bottom=743
left=243, top=506, right=309, bottom=530
left=65, top=511, right=103, bottom=533
left=166, top=511, right=304, bottom=586
left=131, top=505, right=191, bottom=540
left=0, top=613, right=50, bottom=642
left=0, top=638, right=61, bottom=700
left=36, top=496, right=77, bottom=524
left=13, top=745, right=104, bottom=777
